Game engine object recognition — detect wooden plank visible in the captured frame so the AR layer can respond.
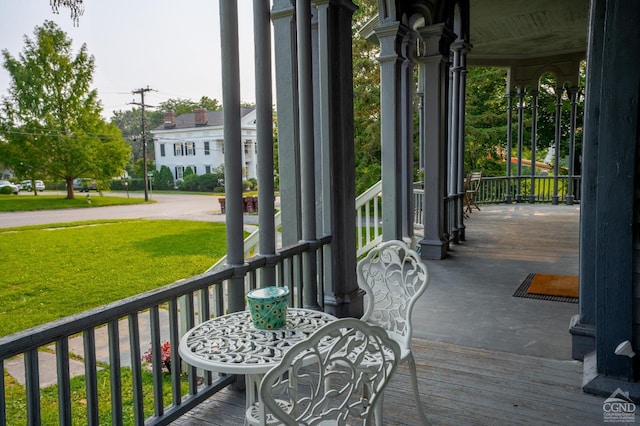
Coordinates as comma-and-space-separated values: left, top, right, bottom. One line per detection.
170, 337, 606, 425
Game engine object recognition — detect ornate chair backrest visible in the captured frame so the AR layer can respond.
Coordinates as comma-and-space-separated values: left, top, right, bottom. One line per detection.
357, 240, 430, 350
258, 318, 401, 425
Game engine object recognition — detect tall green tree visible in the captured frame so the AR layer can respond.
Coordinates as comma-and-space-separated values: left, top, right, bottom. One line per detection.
110, 108, 146, 161
0, 21, 130, 198
352, 0, 382, 195
464, 66, 510, 176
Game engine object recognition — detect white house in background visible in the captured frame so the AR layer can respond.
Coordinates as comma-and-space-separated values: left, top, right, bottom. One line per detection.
151, 108, 257, 184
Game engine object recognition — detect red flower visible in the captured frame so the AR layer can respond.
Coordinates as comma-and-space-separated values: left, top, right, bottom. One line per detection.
142, 341, 173, 373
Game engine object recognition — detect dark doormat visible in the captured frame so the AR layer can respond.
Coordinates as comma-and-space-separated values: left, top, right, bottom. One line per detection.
513, 273, 578, 304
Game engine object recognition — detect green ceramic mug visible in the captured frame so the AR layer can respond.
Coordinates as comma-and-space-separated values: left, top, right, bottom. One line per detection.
246, 286, 290, 330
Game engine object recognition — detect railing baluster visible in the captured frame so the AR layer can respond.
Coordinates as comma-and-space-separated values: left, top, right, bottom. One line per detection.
296, 253, 304, 307
83, 329, 99, 426
128, 313, 144, 425
357, 207, 363, 251
168, 298, 184, 405
149, 306, 164, 417
55, 339, 72, 425
196, 288, 213, 386
0, 360, 5, 426
24, 349, 41, 425
317, 245, 325, 310
107, 320, 123, 425
184, 291, 197, 396
214, 283, 224, 317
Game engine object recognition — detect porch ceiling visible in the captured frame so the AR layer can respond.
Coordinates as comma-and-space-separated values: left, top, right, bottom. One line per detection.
467, 0, 589, 65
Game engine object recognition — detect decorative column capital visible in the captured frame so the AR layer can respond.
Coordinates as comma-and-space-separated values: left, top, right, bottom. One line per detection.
374, 20, 409, 64
271, 0, 294, 19
417, 23, 456, 57
450, 38, 472, 54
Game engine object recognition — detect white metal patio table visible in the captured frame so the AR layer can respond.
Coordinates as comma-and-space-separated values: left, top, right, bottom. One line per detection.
178, 308, 337, 411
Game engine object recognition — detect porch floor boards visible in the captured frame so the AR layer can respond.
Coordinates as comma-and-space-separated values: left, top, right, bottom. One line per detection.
172, 337, 605, 425
173, 205, 604, 424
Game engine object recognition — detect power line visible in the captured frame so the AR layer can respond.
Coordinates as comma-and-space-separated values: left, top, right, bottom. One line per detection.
130, 86, 155, 202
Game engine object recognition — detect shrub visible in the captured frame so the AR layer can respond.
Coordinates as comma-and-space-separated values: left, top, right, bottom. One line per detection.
154, 166, 175, 190
142, 341, 173, 373
0, 186, 13, 194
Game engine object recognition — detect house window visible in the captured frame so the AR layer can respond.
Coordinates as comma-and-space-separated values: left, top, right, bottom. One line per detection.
186, 142, 195, 156
160, 143, 166, 157
205, 165, 211, 174
204, 141, 210, 155
190, 165, 197, 175
174, 143, 183, 156
175, 166, 184, 180
217, 140, 224, 154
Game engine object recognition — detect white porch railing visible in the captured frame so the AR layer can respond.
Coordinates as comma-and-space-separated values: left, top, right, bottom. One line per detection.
355, 181, 383, 257
209, 180, 385, 270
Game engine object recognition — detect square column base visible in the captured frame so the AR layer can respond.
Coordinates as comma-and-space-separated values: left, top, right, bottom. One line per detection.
583, 351, 640, 403
419, 238, 448, 260
569, 314, 596, 361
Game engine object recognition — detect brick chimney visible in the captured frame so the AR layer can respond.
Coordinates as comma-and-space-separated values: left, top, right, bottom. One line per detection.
194, 108, 208, 126
163, 111, 176, 128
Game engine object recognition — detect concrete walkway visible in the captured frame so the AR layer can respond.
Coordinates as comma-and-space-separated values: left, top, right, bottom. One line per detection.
5, 309, 172, 387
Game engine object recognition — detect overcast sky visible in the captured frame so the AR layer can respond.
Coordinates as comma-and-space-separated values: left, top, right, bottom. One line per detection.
0, 0, 257, 119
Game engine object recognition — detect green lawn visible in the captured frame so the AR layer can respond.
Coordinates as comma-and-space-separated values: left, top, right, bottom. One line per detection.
0, 193, 149, 212
0, 197, 232, 424
0, 219, 229, 336
5, 364, 188, 425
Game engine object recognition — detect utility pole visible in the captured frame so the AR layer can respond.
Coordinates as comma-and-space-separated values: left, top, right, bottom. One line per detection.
131, 86, 154, 201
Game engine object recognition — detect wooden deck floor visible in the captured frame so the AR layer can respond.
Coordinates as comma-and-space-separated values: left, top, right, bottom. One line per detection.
172, 337, 605, 425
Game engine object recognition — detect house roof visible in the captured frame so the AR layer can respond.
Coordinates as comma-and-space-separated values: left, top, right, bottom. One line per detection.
153, 108, 255, 131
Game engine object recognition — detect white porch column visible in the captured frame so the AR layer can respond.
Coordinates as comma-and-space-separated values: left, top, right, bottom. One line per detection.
254, 0, 276, 285
552, 85, 563, 205
219, 0, 245, 312
374, 21, 407, 242
566, 85, 579, 205
313, 0, 361, 318
401, 31, 417, 245
504, 91, 515, 204
417, 23, 455, 260
528, 89, 539, 204
271, 0, 302, 247
456, 42, 470, 240
296, 0, 320, 310
515, 86, 525, 203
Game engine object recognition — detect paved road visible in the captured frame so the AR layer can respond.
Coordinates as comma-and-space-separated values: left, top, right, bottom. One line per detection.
0, 192, 248, 229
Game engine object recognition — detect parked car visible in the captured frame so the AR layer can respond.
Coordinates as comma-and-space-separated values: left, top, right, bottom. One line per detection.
72, 178, 97, 192
19, 180, 45, 192
0, 180, 19, 195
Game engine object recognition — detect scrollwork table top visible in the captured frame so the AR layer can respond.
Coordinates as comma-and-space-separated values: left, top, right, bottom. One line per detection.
178, 308, 337, 375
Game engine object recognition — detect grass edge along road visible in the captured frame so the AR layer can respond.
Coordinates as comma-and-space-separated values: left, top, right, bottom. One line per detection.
0, 192, 151, 212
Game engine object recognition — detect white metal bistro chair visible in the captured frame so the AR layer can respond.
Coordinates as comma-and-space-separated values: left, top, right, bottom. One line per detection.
357, 239, 431, 425
247, 318, 401, 425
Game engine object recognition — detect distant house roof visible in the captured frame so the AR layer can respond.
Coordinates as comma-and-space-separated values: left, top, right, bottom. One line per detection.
153, 108, 255, 131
